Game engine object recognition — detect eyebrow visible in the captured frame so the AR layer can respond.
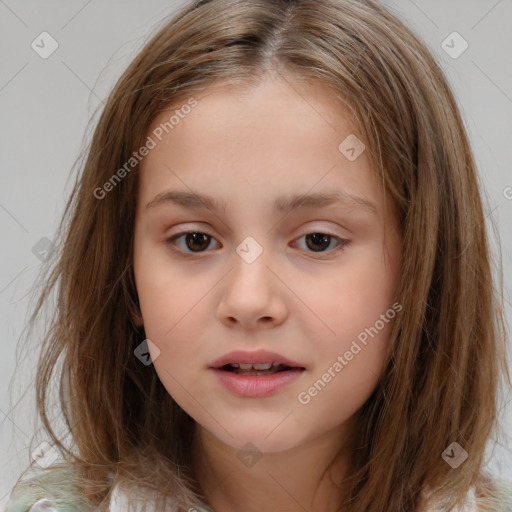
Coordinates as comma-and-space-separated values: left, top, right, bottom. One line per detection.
145, 190, 377, 216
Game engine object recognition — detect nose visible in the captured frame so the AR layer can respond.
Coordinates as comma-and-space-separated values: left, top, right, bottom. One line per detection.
215, 245, 288, 331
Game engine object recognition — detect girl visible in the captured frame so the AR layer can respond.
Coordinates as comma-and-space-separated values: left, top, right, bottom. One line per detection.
5, 0, 512, 511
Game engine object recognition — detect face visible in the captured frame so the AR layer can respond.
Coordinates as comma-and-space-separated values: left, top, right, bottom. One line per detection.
132, 74, 402, 454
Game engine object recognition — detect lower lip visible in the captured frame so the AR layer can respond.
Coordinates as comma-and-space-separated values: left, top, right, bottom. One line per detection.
210, 368, 305, 398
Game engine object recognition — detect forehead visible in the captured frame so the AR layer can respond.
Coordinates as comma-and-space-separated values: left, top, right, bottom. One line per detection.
137, 75, 384, 219
147, 74, 357, 140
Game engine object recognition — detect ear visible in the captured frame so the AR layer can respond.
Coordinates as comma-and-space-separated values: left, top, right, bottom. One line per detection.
128, 300, 144, 327
126, 282, 144, 327
132, 310, 144, 327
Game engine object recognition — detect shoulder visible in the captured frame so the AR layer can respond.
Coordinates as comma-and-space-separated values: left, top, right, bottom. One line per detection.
423, 479, 512, 512
3, 466, 101, 512
475, 478, 512, 512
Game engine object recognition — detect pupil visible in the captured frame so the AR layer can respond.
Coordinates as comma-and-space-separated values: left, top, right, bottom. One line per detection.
305, 233, 330, 252
186, 233, 210, 252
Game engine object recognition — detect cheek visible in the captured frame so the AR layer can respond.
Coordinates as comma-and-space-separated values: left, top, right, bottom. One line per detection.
133, 244, 212, 388
141, 292, 210, 410
133, 246, 187, 391
300, 239, 400, 393
310, 248, 398, 348
137, 276, 208, 368
296, 301, 397, 426
134, 240, 192, 335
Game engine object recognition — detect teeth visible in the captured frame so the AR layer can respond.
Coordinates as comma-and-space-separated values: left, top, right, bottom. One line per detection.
252, 363, 273, 370
231, 362, 273, 370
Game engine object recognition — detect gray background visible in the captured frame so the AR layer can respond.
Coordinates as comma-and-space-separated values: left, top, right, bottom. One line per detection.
1, 0, 511, 506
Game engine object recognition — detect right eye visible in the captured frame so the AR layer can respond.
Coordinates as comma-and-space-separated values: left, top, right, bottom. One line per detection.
165, 231, 220, 254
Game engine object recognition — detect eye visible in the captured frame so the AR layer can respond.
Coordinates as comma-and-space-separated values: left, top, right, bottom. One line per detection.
293, 232, 350, 254
165, 231, 219, 254
165, 230, 350, 256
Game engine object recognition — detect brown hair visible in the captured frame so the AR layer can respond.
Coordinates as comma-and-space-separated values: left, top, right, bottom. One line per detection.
11, 0, 510, 511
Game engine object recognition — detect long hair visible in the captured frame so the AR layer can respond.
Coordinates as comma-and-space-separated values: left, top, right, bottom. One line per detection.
11, 0, 510, 510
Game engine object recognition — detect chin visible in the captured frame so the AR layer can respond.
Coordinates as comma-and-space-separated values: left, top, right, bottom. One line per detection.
200, 421, 303, 454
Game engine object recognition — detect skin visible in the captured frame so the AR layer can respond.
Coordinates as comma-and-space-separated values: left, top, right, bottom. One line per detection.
133, 72, 403, 512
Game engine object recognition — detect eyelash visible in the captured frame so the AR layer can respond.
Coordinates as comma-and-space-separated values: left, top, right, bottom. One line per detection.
165, 230, 350, 257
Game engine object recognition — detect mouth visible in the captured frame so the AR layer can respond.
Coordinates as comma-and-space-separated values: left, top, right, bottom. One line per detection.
209, 349, 306, 374
209, 350, 306, 397
218, 362, 302, 376
210, 363, 306, 398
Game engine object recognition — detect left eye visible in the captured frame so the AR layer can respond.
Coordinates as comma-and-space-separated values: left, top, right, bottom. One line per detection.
294, 232, 349, 253
165, 231, 349, 255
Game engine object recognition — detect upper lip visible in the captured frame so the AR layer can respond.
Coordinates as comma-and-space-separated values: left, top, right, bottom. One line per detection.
209, 349, 305, 369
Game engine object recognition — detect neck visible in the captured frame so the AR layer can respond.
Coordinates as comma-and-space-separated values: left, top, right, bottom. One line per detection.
191, 419, 356, 512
